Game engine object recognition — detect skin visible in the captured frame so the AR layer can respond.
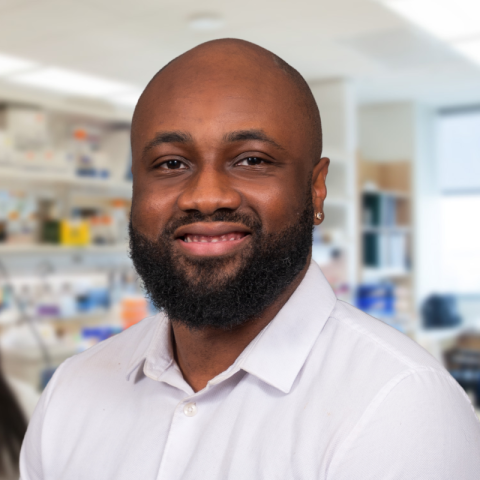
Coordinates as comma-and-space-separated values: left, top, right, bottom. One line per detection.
131, 40, 329, 392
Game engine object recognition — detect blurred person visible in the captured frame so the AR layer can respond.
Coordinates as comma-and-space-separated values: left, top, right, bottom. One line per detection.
0, 355, 37, 480
20, 39, 480, 479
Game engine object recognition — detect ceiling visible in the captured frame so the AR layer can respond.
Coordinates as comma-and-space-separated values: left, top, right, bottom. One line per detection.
0, 0, 479, 107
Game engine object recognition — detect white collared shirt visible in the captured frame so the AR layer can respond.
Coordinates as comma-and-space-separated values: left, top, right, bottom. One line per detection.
20, 261, 480, 479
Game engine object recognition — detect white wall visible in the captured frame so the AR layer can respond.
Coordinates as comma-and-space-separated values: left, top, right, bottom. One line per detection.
359, 103, 415, 162
310, 79, 356, 155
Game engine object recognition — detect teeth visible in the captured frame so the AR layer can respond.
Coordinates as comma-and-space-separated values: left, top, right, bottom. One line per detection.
183, 233, 245, 243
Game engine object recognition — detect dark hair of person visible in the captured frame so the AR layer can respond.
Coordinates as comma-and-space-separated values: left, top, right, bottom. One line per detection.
0, 359, 27, 474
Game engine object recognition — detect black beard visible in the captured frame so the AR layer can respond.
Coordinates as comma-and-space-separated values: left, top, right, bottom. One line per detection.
129, 200, 314, 331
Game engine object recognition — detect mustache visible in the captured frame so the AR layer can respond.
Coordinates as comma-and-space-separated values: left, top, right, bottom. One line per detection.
162, 209, 263, 237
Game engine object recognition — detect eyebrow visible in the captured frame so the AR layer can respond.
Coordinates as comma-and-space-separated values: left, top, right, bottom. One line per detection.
223, 129, 285, 151
142, 131, 193, 158
142, 128, 285, 159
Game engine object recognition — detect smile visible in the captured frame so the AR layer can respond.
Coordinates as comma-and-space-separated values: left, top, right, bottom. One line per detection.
182, 232, 247, 243
174, 222, 252, 256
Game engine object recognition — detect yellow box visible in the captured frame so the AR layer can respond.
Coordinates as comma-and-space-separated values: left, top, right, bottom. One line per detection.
60, 220, 90, 246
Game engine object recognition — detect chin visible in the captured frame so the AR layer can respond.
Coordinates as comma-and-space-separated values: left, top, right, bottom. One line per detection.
178, 252, 246, 286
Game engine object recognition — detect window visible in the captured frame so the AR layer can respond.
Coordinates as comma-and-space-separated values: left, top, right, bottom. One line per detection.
437, 108, 480, 293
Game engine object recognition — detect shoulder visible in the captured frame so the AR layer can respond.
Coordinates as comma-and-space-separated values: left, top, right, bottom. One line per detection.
51, 314, 161, 386
325, 300, 443, 372
304, 299, 469, 425
326, 299, 478, 409
318, 302, 480, 477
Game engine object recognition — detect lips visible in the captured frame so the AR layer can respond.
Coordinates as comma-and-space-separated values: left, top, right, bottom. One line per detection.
174, 222, 252, 256
182, 232, 247, 243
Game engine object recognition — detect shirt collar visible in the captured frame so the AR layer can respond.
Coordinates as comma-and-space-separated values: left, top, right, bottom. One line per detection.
236, 260, 337, 393
126, 311, 171, 381
127, 260, 337, 394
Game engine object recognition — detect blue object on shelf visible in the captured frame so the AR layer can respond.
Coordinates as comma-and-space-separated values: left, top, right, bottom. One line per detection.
76, 287, 110, 312
356, 283, 395, 317
81, 325, 122, 343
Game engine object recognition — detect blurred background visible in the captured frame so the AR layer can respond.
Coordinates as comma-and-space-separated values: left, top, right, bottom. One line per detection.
0, 0, 480, 431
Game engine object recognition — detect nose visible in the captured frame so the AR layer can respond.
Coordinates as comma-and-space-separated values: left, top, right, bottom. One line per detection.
177, 165, 242, 215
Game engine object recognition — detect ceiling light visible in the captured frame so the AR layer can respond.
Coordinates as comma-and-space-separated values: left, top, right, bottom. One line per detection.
380, 0, 480, 40
0, 53, 37, 76
189, 14, 224, 31
9, 67, 134, 98
109, 90, 143, 108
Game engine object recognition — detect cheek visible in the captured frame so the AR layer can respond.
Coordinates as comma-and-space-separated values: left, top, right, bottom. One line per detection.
242, 179, 307, 231
131, 182, 177, 238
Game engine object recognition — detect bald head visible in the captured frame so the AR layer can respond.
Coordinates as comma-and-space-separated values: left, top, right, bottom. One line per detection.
132, 38, 322, 162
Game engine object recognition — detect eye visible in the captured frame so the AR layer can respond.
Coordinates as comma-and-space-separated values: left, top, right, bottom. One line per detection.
236, 157, 266, 167
158, 159, 188, 170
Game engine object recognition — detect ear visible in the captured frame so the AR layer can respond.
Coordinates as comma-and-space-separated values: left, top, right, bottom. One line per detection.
312, 157, 330, 225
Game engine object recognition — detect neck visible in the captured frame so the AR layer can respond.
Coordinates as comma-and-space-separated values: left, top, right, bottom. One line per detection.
171, 260, 310, 392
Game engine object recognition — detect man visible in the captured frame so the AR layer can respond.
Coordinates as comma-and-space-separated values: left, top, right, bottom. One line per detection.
21, 39, 480, 479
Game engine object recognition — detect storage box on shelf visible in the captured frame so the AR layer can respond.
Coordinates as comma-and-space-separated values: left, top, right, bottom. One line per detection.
356, 159, 414, 332
0, 102, 132, 256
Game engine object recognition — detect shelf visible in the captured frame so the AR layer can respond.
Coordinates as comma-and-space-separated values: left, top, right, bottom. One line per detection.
362, 267, 411, 281
0, 243, 129, 255
1, 341, 78, 362
416, 326, 464, 341
43, 311, 118, 326
362, 189, 410, 199
362, 226, 410, 233
415, 319, 480, 342
0, 167, 132, 197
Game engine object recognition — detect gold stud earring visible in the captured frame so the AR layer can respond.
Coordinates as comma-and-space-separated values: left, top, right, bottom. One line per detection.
316, 212, 323, 220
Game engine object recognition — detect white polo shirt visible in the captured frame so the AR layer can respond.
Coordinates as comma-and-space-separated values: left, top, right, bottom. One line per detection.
20, 261, 480, 479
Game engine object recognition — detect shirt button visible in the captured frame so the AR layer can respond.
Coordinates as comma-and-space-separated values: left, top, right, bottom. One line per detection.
183, 402, 197, 417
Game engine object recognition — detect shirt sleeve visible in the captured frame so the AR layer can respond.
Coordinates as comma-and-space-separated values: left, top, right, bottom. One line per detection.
328, 369, 480, 480
19, 361, 69, 480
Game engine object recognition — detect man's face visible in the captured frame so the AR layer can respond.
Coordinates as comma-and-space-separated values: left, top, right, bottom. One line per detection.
130, 52, 327, 329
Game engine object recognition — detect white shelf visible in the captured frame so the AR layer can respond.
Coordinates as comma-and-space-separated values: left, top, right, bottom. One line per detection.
41, 311, 114, 325
415, 325, 467, 342
0, 243, 128, 255
0, 167, 132, 197
362, 225, 411, 233
362, 267, 411, 281
415, 319, 480, 342
362, 189, 410, 199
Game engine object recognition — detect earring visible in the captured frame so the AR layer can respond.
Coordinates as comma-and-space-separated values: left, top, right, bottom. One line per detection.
316, 212, 323, 220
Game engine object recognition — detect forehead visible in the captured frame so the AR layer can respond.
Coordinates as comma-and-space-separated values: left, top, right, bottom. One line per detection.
132, 57, 309, 157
